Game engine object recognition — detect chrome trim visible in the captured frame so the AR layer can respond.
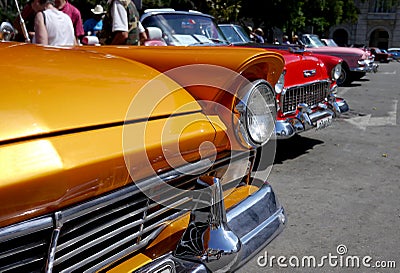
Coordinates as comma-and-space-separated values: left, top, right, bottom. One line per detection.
174, 176, 241, 272
351, 67, 368, 72
241, 208, 283, 245
0, 217, 53, 241
281, 80, 330, 114
329, 97, 349, 116
45, 212, 63, 273
275, 105, 336, 138
0, 216, 53, 273
139, 182, 285, 273
235, 79, 276, 148
134, 253, 208, 273
303, 69, 317, 77
226, 182, 285, 270
274, 120, 296, 138
0, 153, 254, 273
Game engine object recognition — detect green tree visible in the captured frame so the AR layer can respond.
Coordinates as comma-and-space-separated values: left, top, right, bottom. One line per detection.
239, 0, 361, 37
206, 0, 241, 23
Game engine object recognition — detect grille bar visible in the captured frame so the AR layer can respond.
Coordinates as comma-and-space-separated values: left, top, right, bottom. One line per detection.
56, 200, 148, 252
0, 242, 46, 260
0, 216, 53, 273
0, 154, 252, 273
282, 81, 329, 114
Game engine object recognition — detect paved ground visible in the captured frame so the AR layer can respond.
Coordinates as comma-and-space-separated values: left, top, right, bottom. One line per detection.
238, 61, 400, 272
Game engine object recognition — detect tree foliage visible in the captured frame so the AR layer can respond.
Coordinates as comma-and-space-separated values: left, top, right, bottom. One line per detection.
238, 0, 361, 37
0, 0, 382, 39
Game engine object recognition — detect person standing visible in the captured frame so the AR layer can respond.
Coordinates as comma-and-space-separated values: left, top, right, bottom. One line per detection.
13, 0, 35, 42
101, 0, 146, 45
292, 35, 301, 45
55, 0, 84, 41
282, 35, 290, 45
32, 0, 76, 46
254, 28, 265, 43
83, 4, 106, 36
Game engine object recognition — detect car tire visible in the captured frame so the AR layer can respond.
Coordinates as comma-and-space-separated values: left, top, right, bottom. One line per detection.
337, 64, 350, 86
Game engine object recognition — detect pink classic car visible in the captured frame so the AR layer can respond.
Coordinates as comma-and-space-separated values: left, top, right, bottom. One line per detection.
300, 34, 377, 85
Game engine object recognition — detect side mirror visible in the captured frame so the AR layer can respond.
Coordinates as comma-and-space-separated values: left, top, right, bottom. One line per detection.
0, 22, 15, 41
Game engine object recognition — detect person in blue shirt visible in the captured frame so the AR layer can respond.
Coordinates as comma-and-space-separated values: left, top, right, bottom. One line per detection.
83, 4, 105, 36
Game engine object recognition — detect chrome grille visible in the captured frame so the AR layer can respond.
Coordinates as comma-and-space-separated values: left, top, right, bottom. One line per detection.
53, 180, 193, 273
282, 81, 329, 114
0, 154, 251, 272
0, 217, 53, 273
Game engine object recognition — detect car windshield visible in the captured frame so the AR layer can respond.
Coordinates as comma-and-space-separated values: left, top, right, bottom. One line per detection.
219, 25, 252, 44
141, 13, 229, 46
322, 39, 338, 47
302, 35, 326, 47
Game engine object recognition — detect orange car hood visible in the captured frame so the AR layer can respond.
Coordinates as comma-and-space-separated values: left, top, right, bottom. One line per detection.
77, 46, 284, 96
0, 42, 199, 143
0, 43, 219, 226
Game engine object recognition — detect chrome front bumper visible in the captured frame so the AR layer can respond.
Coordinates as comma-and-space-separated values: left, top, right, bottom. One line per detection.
275, 98, 349, 138
352, 62, 379, 73
134, 182, 285, 273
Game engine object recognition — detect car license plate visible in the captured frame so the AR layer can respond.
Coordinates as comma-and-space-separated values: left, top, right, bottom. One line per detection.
316, 116, 332, 130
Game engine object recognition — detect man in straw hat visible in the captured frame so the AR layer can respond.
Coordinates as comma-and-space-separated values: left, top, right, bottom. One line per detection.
83, 4, 106, 36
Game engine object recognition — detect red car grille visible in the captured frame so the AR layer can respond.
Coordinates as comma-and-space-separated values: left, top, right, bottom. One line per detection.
282, 81, 329, 114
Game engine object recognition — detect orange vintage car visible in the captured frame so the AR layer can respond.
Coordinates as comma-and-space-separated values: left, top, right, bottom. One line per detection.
0, 42, 285, 272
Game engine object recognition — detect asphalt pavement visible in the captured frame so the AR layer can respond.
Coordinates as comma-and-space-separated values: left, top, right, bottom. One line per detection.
238, 61, 400, 273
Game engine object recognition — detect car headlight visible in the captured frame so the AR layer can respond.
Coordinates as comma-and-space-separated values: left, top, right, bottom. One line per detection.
274, 71, 285, 94
235, 80, 276, 147
331, 64, 342, 80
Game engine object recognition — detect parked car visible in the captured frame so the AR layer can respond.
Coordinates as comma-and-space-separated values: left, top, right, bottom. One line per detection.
219, 23, 256, 45
370, 47, 393, 63
300, 34, 377, 85
387, 47, 400, 61
321, 38, 339, 47
217, 24, 350, 137
0, 41, 286, 273
140, 12, 349, 139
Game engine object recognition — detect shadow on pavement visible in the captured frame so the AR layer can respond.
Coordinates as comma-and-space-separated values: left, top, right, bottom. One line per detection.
274, 135, 324, 164
340, 82, 362, 87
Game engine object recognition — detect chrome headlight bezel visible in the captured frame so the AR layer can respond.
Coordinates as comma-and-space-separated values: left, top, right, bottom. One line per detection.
274, 70, 286, 94
331, 63, 342, 80
235, 80, 276, 148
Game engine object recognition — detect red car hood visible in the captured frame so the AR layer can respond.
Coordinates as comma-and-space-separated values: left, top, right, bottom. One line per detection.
273, 49, 329, 88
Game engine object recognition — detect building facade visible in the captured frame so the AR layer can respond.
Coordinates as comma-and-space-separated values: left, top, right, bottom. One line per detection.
329, 0, 400, 48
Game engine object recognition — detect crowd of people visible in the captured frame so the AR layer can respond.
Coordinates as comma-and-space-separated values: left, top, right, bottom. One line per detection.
246, 25, 302, 46
13, 1, 304, 47
13, 0, 146, 46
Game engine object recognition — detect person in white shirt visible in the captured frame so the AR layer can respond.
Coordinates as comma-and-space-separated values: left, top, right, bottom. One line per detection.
32, 0, 76, 46
107, 0, 146, 45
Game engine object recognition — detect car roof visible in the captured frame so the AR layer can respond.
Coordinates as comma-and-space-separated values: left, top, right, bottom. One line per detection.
141, 9, 215, 20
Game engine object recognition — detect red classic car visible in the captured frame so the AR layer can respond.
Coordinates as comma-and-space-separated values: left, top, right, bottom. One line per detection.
300, 34, 377, 85
140, 12, 349, 138
369, 47, 393, 63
